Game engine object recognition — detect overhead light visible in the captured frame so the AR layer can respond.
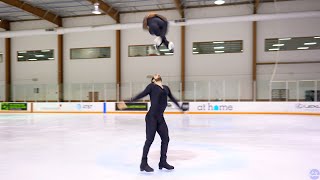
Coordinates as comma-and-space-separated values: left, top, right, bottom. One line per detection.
213, 41, 224, 44
304, 42, 317, 45
193, 48, 197, 50
314, 36, 320, 39
193, 52, 199, 54
272, 44, 285, 47
35, 54, 45, 57
18, 56, 24, 58
28, 58, 37, 61
19, 51, 27, 53
41, 49, 51, 52
214, 46, 224, 49
159, 49, 169, 52
279, 38, 291, 41
165, 52, 174, 55
92, 2, 102, 15
297, 47, 309, 50
48, 57, 54, 60
214, 0, 225, 5
215, 51, 225, 53
269, 48, 280, 51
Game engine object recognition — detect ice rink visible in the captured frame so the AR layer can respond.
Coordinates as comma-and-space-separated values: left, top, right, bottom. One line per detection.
0, 113, 319, 180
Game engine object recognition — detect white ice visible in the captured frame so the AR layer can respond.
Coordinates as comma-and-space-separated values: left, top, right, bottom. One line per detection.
0, 113, 319, 180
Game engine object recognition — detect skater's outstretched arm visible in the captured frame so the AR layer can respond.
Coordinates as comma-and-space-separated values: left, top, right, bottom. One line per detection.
166, 86, 184, 111
130, 83, 152, 102
117, 84, 152, 110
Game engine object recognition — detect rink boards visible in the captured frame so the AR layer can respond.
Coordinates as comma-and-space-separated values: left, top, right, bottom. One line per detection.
0, 102, 319, 115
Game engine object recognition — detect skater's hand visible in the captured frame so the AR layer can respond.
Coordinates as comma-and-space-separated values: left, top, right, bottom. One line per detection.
117, 101, 127, 110
181, 103, 189, 112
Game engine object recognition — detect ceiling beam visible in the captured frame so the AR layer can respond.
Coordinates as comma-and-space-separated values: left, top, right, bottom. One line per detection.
0, 0, 62, 26
87, 0, 119, 23
173, 0, 185, 18
0, 19, 10, 30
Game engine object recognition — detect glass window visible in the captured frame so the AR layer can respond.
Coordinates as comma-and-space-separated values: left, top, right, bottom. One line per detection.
128, 45, 173, 57
193, 40, 243, 54
265, 36, 320, 52
0, 53, 3, 63
70, 47, 111, 59
17, 49, 54, 61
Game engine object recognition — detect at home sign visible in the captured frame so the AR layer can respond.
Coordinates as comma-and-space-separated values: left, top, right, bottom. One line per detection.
197, 103, 233, 111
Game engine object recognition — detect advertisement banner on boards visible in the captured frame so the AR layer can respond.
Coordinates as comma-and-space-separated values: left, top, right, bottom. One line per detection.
189, 102, 320, 113
0, 103, 28, 111
33, 102, 103, 112
293, 102, 320, 112
115, 102, 148, 111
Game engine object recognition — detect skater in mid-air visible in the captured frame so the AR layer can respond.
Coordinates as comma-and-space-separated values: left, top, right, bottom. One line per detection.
143, 13, 174, 52
117, 74, 187, 172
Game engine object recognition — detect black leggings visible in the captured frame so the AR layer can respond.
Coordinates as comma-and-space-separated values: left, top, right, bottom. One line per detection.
148, 17, 169, 48
142, 113, 169, 162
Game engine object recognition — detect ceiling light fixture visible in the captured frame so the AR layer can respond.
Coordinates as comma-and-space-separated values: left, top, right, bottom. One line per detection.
304, 42, 317, 45
159, 49, 169, 52
297, 47, 309, 50
269, 48, 280, 51
92, 2, 102, 15
272, 44, 285, 47
279, 38, 292, 41
214, 0, 225, 5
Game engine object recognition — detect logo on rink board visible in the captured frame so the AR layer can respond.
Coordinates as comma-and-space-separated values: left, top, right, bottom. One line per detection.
296, 103, 320, 109
115, 102, 148, 111
197, 103, 233, 111
0, 103, 28, 111
310, 169, 320, 180
76, 104, 93, 110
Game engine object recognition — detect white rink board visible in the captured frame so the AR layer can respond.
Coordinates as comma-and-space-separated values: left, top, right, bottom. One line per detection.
189, 102, 320, 113
33, 102, 104, 113
1, 102, 318, 114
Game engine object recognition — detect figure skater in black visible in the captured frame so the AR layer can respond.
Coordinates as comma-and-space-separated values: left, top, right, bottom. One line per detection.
117, 74, 186, 172
143, 13, 174, 52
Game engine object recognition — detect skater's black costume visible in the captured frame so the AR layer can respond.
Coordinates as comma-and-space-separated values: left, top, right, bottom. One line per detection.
143, 13, 170, 49
130, 82, 185, 172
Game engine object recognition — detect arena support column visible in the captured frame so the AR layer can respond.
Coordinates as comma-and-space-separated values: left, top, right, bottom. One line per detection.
116, 29, 121, 101
58, 34, 64, 102
174, 0, 186, 101
115, 13, 121, 101
252, 0, 260, 101
5, 37, 11, 102
2, 20, 11, 102
181, 25, 185, 101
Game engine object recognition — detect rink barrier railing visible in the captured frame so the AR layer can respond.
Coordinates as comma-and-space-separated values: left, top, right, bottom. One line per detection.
0, 102, 319, 115
3, 79, 320, 102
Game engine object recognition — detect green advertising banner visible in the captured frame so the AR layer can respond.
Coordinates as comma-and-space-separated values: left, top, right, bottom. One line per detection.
1, 103, 28, 111
115, 102, 148, 111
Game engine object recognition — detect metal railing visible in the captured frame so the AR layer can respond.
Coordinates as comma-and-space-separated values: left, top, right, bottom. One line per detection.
0, 79, 319, 102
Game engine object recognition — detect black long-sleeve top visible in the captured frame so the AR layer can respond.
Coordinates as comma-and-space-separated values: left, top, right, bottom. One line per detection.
130, 83, 181, 115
